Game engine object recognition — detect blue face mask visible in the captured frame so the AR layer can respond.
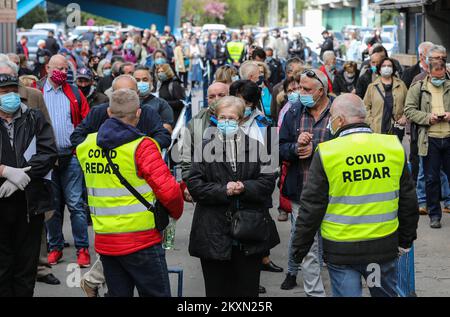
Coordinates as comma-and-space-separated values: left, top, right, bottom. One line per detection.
103, 69, 112, 76
288, 92, 300, 104
75, 48, 82, 54
217, 119, 239, 136
137, 81, 150, 95
0, 92, 21, 114
158, 73, 168, 82
431, 77, 445, 87
371, 65, 378, 74
155, 58, 167, 65
244, 107, 253, 118
232, 75, 240, 82
126, 43, 133, 50
299, 93, 317, 108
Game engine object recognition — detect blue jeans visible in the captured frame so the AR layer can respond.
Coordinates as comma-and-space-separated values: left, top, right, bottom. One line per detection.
46, 155, 89, 251
327, 260, 398, 297
417, 157, 450, 208
101, 244, 171, 297
423, 137, 450, 220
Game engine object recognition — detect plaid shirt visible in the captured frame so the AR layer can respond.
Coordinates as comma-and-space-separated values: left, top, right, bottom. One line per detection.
298, 101, 332, 184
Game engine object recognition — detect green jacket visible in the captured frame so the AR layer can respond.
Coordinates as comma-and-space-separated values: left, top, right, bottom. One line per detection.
404, 75, 450, 156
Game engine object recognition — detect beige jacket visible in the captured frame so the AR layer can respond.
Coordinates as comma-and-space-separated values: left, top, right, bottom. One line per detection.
364, 77, 408, 133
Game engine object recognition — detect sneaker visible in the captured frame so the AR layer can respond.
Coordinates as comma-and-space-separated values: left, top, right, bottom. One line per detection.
418, 206, 428, 215
77, 248, 91, 268
48, 250, 63, 265
281, 273, 298, 290
80, 278, 99, 297
278, 211, 288, 222
430, 219, 442, 229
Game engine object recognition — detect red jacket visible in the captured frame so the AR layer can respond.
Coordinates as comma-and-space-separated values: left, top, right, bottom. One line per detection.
39, 78, 90, 127
95, 138, 184, 256
319, 65, 335, 95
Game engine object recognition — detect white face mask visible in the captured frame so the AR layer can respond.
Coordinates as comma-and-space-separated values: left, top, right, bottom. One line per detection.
380, 66, 393, 78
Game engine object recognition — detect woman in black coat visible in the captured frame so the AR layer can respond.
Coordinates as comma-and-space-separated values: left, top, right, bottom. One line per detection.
332, 61, 359, 96
155, 63, 185, 124
186, 96, 278, 297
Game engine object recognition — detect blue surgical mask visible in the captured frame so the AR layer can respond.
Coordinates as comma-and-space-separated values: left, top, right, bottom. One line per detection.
155, 58, 167, 65
217, 119, 239, 136
232, 75, 240, 82
103, 69, 112, 77
371, 65, 378, 74
299, 93, 317, 108
137, 81, 150, 95
126, 43, 133, 50
244, 107, 253, 118
75, 48, 82, 54
288, 92, 300, 104
431, 77, 445, 87
158, 73, 168, 82
0, 92, 21, 114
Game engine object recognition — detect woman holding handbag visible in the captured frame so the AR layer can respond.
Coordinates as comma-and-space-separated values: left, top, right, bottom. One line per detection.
363, 57, 408, 141
186, 96, 278, 297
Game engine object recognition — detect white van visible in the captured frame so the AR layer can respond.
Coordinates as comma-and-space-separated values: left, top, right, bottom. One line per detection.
32, 23, 59, 34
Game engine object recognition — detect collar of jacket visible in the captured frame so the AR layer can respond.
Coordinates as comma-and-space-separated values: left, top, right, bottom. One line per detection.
336, 123, 372, 137
421, 75, 450, 94
373, 76, 402, 90
97, 117, 145, 150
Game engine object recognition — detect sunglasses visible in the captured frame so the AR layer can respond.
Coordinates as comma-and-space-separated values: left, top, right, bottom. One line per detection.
302, 70, 325, 89
0, 74, 19, 85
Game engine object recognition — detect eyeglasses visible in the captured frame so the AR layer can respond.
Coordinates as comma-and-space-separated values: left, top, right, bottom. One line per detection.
0, 74, 19, 85
302, 70, 325, 90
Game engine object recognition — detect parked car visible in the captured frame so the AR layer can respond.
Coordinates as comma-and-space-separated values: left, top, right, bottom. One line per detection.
68, 26, 100, 40
360, 32, 396, 58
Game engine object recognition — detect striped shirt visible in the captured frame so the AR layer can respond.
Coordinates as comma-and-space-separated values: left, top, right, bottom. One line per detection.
43, 79, 74, 150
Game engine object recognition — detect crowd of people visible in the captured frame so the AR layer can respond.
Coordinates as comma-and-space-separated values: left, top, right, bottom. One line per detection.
0, 21, 448, 298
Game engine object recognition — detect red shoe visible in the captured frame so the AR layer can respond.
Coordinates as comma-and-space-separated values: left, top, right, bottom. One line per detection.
48, 250, 63, 265
77, 248, 91, 268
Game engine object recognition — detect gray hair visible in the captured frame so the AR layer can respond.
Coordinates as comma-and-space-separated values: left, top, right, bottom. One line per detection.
322, 51, 336, 64
239, 61, 259, 80
332, 93, 366, 123
215, 96, 246, 119
427, 45, 447, 59
111, 74, 137, 92
418, 41, 433, 55
0, 54, 8, 62
301, 69, 329, 94
0, 60, 19, 75
109, 88, 140, 119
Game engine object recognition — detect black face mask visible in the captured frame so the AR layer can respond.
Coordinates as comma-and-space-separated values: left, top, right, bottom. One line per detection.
79, 85, 92, 97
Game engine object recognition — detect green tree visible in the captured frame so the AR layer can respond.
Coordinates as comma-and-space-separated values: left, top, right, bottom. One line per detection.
17, 6, 48, 29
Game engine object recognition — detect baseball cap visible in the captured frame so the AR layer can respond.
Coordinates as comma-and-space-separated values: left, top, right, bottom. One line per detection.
0, 74, 19, 87
76, 68, 93, 80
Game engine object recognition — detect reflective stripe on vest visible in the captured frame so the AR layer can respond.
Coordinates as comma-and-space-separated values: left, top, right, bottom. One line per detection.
318, 132, 405, 242
226, 42, 245, 62
77, 133, 157, 235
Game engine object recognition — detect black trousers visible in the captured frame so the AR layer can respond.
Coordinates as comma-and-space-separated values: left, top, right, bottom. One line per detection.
200, 247, 262, 297
0, 195, 44, 297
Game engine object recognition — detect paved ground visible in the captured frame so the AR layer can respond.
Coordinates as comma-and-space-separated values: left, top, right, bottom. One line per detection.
34, 191, 450, 297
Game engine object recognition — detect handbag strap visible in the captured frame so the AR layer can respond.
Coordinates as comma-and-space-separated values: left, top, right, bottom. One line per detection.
375, 84, 396, 122
104, 150, 155, 213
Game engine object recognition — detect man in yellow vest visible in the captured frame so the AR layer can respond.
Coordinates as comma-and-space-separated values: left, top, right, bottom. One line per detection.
226, 32, 246, 68
76, 88, 184, 297
291, 93, 419, 297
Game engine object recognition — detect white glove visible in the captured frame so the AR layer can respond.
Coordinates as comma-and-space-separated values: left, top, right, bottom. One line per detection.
398, 247, 411, 257
0, 180, 19, 198
1, 166, 32, 190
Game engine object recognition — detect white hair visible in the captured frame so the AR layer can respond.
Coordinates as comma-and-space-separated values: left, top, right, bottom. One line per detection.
418, 41, 433, 55
301, 69, 329, 95
0, 60, 19, 75
239, 61, 259, 80
0, 54, 8, 62
322, 51, 336, 64
37, 40, 46, 47
427, 44, 447, 59
332, 93, 367, 123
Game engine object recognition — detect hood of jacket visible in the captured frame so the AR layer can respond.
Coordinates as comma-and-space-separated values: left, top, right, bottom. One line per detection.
97, 117, 144, 150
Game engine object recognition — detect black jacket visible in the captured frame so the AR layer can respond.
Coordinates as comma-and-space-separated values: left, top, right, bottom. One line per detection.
401, 62, 421, 89
70, 103, 171, 149
142, 94, 175, 127
267, 58, 284, 87
97, 75, 114, 94
158, 79, 185, 124
332, 70, 359, 96
45, 37, 60, 56
320, 37, 334, 59
0, 104, 57, 216
187, 132, 277, 261
291, 123, 419, 265
355, 70, 374, 99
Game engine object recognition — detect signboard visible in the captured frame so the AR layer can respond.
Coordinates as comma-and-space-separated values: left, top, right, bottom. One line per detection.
0, 0, 17, 23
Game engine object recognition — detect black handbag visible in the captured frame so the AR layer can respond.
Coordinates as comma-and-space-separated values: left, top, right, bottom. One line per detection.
105, 150, 169, 232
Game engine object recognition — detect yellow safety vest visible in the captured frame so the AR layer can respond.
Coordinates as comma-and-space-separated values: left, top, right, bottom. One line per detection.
226, 41, 245, 63
318, 131, 405, 242
76, 133, 157, 235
